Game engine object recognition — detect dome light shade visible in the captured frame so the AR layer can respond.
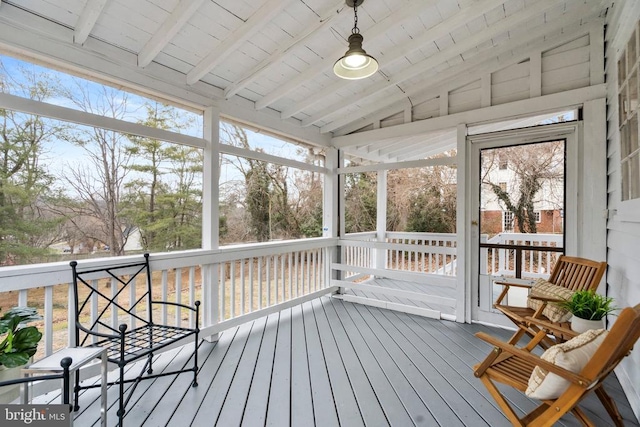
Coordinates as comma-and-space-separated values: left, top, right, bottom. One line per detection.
333, 33, 379, 80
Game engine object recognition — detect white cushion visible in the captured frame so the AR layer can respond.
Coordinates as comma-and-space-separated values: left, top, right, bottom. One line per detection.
527, 278, 575, 323
526, 328, 607, 400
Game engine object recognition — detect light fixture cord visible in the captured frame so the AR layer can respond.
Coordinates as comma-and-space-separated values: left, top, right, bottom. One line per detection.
352, 3, 360, 34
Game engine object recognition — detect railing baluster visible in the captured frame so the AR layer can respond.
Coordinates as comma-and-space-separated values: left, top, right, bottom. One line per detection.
258, 257, 263, 310
219, 263, 225, 321
130, 274, 137, 330
91, 280, 99, 346
175, 267, 182, 326
281, 254, 286, 303
230, 261, 236, 319
44, 286, 53, 356
161, 270, 168, 325
240, 259, 246, 316
288, 252, 293, 300
189, 266, 196, 327
266, 256, 272, 307
249, 258, 254, 313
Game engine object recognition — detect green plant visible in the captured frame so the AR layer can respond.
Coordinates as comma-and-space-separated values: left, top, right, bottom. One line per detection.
556, 290, 616, 321
0, 307, 43, 368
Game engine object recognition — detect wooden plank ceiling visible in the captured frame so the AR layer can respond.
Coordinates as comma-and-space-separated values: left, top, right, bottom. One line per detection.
0, 0, 610, 163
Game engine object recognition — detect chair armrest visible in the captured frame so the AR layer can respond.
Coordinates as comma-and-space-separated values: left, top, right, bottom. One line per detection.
151, 300, 201, 312
494, 281, 533, 306
494, 281, 534, 289
524, 316, 578, 339
474, 332, 591, 387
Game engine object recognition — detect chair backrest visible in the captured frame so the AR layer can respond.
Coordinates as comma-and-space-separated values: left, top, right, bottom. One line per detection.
70, 253, 153, 346
548, 255, 607, 292
581, 304, 640, 382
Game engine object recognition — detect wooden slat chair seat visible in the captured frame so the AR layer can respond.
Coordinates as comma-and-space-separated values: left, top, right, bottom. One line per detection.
70, 253, 200, 427
494, 255, 607, 347
474, 304, 640, 427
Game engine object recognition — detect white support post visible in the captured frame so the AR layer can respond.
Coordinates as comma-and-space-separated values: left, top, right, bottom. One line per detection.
376, 170, 387, 271
202, 105, 220, 342
456, 123, 469, 323
337, 150, 346, 290
324, 147, 340, 292
580, 99, 607, 261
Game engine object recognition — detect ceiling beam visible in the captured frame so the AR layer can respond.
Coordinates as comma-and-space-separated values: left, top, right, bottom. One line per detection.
327, 13, 601, 137
254, 0, 439, 110
74, 0, 108, 45
186, 0, 291, 85
305, 0, 565, 128
280, 0, 505, 119
138, 0, 205, 68
223, 0, 344, 100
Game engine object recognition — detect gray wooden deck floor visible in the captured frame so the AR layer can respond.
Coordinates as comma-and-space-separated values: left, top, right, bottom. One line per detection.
344, 277, 457, 316
57, 296, 638, 426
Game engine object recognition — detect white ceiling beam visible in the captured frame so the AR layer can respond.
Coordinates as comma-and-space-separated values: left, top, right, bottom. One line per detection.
255, 0, 439, 110
305, 0, 566, 128
186, 0, 292, 86
281, 0, 505, 119
138, 0, 205, 68
74, 0, 108, 45
327, 14, 601, 137
223, 0, 344, 100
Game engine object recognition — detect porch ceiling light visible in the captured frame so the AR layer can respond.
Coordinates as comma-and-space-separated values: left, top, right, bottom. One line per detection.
333, 0, 379, 80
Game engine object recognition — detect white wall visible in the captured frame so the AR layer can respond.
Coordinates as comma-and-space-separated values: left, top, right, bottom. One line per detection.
605, 0, 640, 421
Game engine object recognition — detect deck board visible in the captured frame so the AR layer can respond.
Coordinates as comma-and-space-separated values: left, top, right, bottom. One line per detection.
59, 296, 640, 427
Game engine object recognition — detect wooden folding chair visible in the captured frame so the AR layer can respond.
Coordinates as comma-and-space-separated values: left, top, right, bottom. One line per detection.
494, 255, 606, 346
474, 304, 640, 427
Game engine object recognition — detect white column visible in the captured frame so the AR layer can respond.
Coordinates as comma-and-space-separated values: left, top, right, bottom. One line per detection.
376, 170, 387, 271
202, 106, 220, 341
456, 123, 469, 323
323, 147, 340, 291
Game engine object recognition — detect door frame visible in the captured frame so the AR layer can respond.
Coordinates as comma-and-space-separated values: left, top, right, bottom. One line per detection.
466, 122, 579, 326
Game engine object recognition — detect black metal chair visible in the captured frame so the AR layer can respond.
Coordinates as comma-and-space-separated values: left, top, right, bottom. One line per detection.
70, 253, 200, 427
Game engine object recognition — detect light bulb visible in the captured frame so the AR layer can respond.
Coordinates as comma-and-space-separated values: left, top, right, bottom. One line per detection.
344, 54, 368, 68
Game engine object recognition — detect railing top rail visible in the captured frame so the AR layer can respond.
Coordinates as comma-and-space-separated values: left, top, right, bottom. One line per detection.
0, 237, 339, 291
479, 243, 564, 252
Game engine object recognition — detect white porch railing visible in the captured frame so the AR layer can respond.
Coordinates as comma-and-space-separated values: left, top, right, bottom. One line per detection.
482, 232, 563, 278
340, 232, 457, 277
0, 237, 338, 362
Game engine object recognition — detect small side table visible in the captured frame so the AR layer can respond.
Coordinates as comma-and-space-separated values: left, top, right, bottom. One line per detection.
21, 347, 108, 427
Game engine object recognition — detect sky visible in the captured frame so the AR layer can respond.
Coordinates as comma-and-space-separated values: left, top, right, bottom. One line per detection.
1, 54, 319, 196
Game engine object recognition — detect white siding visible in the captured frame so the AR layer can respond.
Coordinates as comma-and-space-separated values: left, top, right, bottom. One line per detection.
605, 0, 640, 421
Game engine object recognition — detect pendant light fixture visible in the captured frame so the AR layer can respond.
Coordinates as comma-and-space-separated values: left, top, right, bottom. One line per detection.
333, 0, 379, 80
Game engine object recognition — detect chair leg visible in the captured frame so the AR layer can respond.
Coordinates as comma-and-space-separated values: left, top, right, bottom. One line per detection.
595, 386, 624, 427
192, 331, 199, 387
117, 365, 125, 427
73, 372, 81, 411
570, 406, 597, 427
147, 352, 153, 375
479, 375, 523, 426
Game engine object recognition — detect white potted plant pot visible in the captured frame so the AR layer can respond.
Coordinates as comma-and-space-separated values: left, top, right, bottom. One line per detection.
571, 316, 604, 333
0, 365, 22, 403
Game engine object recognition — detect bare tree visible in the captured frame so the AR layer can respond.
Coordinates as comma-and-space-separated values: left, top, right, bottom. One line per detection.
59, 82, 134, 255
482, 141, 564, 233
